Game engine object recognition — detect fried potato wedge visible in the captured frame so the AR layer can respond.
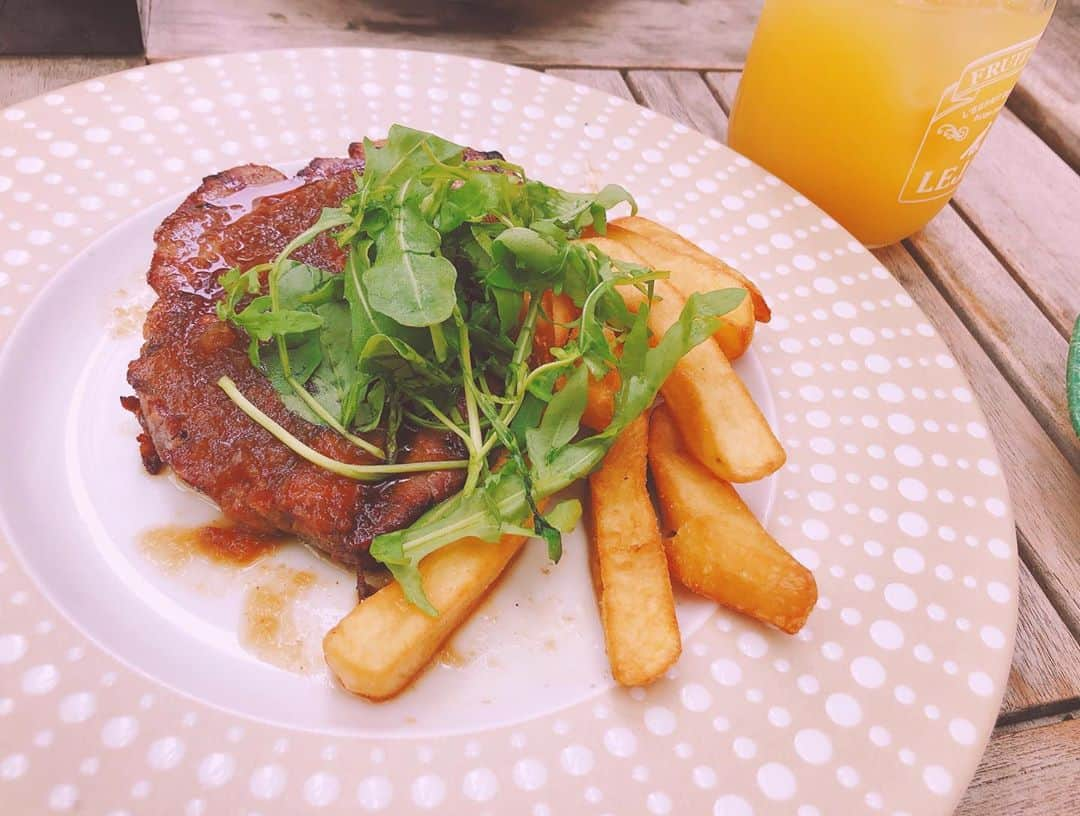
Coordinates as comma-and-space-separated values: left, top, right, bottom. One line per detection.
648, 406, 816, 633
611, 216, 771, 323
533, 285, 617, 431
324, 532, 526, 700
575, 234, 783, 480
582, 364, 620, 431
601, 225, 754, 359
588, 414, 681, 685
534, 291, 575, 364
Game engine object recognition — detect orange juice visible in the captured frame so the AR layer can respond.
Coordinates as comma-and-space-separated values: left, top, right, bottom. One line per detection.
728, 0, 1056, 246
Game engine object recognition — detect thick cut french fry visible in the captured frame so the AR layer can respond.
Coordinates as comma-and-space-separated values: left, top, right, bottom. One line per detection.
611, 216, 771, 323
323, 533, 526, 700
628, 286, 784, 483
576, 234, 783, 480
603, 224, 756, 359
579, 233, 647, 267
533, 286, 617, 431
582, 365, 620, 431
648, 406, 816, 633
534, 291, 575, 364
588, 414, 681, 686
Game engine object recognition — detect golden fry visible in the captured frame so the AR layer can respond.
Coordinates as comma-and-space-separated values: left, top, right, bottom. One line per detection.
582, 365, 620, 431
602, 225, 753, 359
323, 532, 526, 700
648, 406, 816, 633
611, 216, 771, 322
588, 414, 681, 686
576, 234, 782, 480
623, 278, 784, 482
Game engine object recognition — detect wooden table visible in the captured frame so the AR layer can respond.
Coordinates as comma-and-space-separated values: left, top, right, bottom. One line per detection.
3, 1, 1077, 811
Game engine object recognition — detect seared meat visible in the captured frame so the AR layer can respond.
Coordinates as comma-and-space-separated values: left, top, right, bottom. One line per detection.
125, 143, 472, 575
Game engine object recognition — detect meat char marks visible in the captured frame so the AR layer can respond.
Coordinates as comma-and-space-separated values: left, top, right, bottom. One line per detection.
126, 142, 472, 584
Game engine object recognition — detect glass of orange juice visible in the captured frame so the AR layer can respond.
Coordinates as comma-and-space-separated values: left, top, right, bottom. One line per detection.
728, 0, 1056, 247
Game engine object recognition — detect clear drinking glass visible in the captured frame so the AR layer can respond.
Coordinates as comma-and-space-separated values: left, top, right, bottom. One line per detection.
727, 0, 1057, 247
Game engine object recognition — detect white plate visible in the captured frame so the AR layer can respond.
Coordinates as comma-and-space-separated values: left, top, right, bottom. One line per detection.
0, 49, 1015, 815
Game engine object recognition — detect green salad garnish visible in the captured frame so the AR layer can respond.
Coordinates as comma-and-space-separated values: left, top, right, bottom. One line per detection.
216, 125, 745, 613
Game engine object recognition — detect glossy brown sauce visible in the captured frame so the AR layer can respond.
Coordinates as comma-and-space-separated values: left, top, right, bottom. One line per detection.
139, 522, 281, 573
210, 176, 306, 224
239, 564, 318, 672
179, 176, 310, 299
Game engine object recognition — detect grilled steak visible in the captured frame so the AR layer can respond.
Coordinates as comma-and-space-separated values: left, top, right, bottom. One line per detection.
125, 143, 479, 584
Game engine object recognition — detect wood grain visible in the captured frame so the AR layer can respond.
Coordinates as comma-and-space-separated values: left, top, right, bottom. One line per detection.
704, 70, 742, 114
547, 69, 634, 102
877, 243, 1080, 641
952, 108, 1080, 340
1003, 559, 1080, 719
0, 56, 146, 108
145, 0, 759, 68
625, 71, 730, 142
0, 0, 144, 56
906, 206, 1080, 472
1010, 0, 1080, 172
956, 718, 1080, 816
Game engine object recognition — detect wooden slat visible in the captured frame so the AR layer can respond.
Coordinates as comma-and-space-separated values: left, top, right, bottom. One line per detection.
1010, 0, 1080, 172
704, 70, 741, 115
951, 108, 1080, 340
547, 69, 634, 102
1003, 559, 1080, 719
877, 243, 1080, 640
138, 0, 154, 47
0, 56, 146, 108
625, 70, 730, 142
957, 719, 1080, 816
145, 0, 758, 68
562, 69, 1080, 716
906, 206, 1080, 472
0, 0, 144, 56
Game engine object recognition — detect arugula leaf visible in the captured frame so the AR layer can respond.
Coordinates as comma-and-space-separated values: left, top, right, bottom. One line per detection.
609, 288, 746, 433
493, 227, 562, 282
306, 301, 355, 421
360, 125, 464, 195
542, 499, 583, 534
437, 172, 523, 233
529, 182, 636, 235
277, 261, 332, 308
365, 181, 459, 327
343, 241, 395, 355
260, 337, 324, 423
229, 301, 324, 342
525, 364, 589, 475
359, 333, 454, 390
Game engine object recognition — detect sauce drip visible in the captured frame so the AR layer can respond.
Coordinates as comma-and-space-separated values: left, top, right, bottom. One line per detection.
210, 176, 306, 225
437, 644, 472, 668
139, 522, 281, 573
239, 564, 318, 672
109, 287, 152, 338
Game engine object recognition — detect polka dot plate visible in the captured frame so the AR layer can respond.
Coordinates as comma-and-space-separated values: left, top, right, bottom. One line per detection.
0, 49, 1016, 815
